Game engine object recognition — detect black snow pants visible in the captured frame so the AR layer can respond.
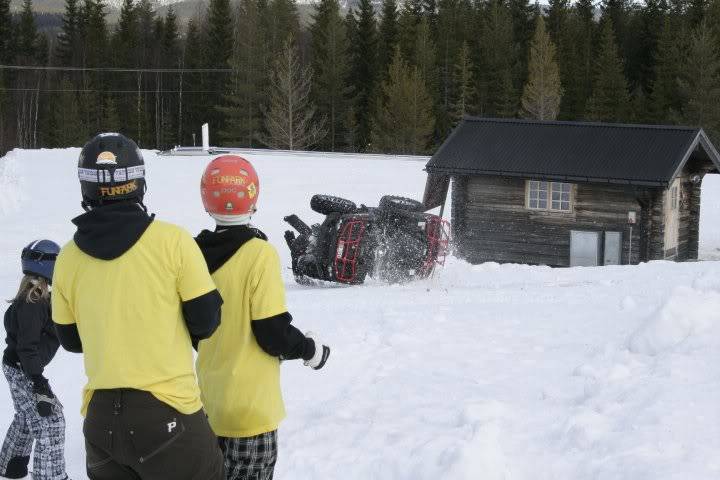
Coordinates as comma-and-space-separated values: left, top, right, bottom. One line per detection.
83, 388, 225, 480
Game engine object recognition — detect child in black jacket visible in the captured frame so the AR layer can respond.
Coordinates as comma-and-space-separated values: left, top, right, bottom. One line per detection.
0, 240, 68, 480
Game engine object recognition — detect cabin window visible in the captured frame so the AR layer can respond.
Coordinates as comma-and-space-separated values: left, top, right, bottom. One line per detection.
527, 181, 548, 209
527, 181, 572, 212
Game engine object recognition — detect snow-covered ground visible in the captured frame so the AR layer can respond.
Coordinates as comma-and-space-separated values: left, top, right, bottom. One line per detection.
1, 148, 719, 479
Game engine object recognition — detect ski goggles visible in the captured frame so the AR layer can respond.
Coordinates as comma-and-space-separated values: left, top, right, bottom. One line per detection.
21, 249, 58, 262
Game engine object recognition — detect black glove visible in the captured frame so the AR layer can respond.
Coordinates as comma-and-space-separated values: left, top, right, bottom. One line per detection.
30, 375, 55, 417
303, 333, 330, 370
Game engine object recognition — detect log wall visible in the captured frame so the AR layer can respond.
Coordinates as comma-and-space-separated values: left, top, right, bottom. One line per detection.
453, 175, 649, 266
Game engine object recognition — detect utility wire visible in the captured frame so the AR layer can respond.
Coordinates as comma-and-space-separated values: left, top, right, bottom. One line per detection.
0, 65, 233, 73
2, 88, 224, 93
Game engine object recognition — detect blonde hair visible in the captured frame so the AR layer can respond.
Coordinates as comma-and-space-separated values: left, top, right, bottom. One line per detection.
9, 275, 50, 304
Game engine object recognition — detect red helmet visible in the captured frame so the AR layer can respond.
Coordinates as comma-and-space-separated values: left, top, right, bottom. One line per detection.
200, 155, 260, 216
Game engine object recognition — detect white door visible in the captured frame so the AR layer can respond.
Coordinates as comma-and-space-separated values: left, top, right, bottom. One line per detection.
664, 178, 681, 257
570, 231, 601, 267
604, 231, 622, 265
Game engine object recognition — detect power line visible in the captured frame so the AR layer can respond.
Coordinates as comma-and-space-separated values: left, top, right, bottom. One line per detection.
2, 88, 225, 94
0, 65, 233, 73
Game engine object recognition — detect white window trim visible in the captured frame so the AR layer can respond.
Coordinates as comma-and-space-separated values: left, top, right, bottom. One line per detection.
670, 185, 679, 210
525, 180, 574, 212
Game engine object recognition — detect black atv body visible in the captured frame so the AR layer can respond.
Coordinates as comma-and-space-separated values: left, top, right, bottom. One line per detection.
284, 195, 450, 285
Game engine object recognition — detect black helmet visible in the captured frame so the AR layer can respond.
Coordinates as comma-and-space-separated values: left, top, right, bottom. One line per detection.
78, 133, 146, 206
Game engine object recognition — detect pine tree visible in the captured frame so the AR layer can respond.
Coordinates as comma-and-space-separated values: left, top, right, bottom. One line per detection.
476, 0, 517, 117
413, 16, 439, 142
648, 17, 685, 122
34, 33, 48, 65
265, 0, 300, 57
110, 0, 140, 142
181, 19, 205, 145
707, 0, 720, 43
397, 0, 422, 61
687, 0, 707, 26
56, 0, 80, 65
547, 0, 573, 119
202, 0, 234, 135
113, 0, 137, 67
679, 22, 720, 141
261, 38, 326, 150
348, 0, 378, 150
49, 77, 87, 146
82, 0, 108, 68
424, 0, 438, 32
378, 0, 399, 80
77, 0, 108, 136
508, 0, 535, 91
413, 17, 437, 90
546, 0, 569, 42
435, 0, 473, 132
558, 0, 595, 119
0, 0, 12, 65
600, 0, 629, 49
449, 41, 475, 125
310, 0, 352, 151
102, 97, 122, 132
585, 20, 629, 122
205, 0, 233, 68
17, 0, 38, 64
633, 0, 665, 96
520, 16, 562, 120
217, 0, 267, 146
372, 47, 435, 154
162, 6, 179, 60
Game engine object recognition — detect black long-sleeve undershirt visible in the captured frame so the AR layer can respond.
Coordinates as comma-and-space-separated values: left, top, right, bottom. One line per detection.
251, 312, 315, 361
182, 289, 223, 344
54, 323, 83, 353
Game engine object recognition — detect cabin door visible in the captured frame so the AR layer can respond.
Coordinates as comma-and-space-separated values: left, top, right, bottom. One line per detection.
664, 178, 681, 258
570, 231, 601, 266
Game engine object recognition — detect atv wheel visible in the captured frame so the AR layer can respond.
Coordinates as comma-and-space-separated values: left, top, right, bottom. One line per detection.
310, 195, 357, 215
378, 195, 424, 213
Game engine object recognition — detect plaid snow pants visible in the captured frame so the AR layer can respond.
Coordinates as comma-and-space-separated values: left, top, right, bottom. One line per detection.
0, 363, 67, 480
218, 431, 277, 480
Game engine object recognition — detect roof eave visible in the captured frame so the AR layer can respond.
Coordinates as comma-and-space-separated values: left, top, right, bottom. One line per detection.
425, 166, 667, 187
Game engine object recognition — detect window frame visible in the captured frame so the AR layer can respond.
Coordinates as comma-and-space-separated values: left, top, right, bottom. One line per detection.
670, 185, 679, 210
526, 180, 574, 212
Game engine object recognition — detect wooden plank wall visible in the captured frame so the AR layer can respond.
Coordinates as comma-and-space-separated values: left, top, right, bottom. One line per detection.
453, 175, 647, 266
677, 164, 714, 260
646, 190, 665, 261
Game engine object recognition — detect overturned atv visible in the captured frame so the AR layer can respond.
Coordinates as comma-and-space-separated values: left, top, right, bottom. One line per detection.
283, 194, 450, 285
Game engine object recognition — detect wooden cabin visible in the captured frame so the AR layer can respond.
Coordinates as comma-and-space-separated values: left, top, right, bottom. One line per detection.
423, 117, 720, 267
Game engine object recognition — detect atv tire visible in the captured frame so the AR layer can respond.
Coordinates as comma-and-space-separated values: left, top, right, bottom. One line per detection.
310, 195, 357, 215
379, 195, 424, 213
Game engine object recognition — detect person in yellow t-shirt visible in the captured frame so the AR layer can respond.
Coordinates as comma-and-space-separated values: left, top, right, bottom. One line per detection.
51, 133, 225, 480
195, 155, 330, 480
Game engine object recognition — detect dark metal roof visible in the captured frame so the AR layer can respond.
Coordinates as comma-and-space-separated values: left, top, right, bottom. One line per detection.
426, 117, 720, 186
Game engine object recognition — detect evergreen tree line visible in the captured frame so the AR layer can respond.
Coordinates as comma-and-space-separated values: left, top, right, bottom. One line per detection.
1, 0, 720, 156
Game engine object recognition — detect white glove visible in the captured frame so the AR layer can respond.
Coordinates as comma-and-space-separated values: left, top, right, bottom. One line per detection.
304, 332, 330, 370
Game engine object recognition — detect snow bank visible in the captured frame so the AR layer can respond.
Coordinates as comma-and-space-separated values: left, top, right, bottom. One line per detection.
629, 286, 720, 355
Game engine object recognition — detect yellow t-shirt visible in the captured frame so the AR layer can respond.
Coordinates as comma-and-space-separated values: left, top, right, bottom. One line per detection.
52, 220, 216, 416
196, 238, 288, 437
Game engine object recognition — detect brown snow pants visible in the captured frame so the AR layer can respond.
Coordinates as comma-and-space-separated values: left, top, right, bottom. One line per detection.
83, 388, 224, 480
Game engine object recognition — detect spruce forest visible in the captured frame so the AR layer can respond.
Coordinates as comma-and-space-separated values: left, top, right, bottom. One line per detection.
0, 0, 719, 156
